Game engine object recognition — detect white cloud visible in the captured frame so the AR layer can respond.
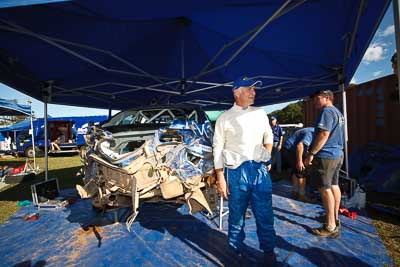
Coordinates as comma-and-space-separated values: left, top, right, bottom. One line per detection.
350, 77, 357, 84
363, 46, 384, 63
372, 70, 383, 77
362, 44, 385, 64
379, 25, 395, 37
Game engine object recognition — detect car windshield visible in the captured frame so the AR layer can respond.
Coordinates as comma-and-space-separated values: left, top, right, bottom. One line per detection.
102, 108, 200, 127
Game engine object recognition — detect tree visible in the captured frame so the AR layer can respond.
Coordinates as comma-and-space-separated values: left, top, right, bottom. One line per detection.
269, 101, 303, 124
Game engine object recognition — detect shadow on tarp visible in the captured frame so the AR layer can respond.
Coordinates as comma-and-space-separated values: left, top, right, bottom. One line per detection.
12, 260, 46, 267
135, 203, 263, 266
0, 180, 393, 267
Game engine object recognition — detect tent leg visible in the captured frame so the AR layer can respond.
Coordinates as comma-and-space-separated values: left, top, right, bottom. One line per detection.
393, 0, 400, 102
28, 99, 36, 171
42, 82, 52, 181
44, 100, 48, 181
339, 77, 350, 179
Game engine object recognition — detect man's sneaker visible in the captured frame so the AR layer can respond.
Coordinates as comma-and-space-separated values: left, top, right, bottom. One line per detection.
311, 224, 339, 238
336, 219, 341, 231
290, 191, 299, 200
298, 194, 316, 204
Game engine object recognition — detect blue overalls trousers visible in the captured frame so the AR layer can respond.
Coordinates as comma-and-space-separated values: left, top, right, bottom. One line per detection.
226, 160, 276, 253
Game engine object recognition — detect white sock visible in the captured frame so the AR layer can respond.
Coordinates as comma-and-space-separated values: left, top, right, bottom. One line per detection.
326, 224, 335, 232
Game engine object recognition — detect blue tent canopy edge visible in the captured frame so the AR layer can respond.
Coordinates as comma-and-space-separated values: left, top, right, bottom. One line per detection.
0, 0, 392, 110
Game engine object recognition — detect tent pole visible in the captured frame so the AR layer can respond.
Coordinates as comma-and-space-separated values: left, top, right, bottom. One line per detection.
108, 107, 112, 119
44, 100, 48, 181
393, 0, 400, 102
181, 28, 185, 92
28, 99, 36, 170
339, 74, 350, 179
43, 82, 52, 181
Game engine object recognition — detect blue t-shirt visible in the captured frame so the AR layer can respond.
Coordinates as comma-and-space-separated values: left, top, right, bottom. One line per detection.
272, 124, 283, 142
313, 106, 345, 159
283, 127, 314, 154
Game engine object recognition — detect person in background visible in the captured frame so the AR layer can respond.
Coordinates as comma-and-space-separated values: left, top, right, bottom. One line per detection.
391, 51, 399, 103
392, 52, 397, 75
51, 130, 65, 151
305, 89, 345, 238
5, 134, 12, 152
282, 127, 315, 203
270, 116, 283, 174
213, 76, 276, 265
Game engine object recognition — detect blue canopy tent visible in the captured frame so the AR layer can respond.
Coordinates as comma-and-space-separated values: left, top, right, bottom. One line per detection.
0, 117, 31, 132
0, 99, 31, 150
0, 98, 37, 168
0, 0, 393, 109
0, 0, 396, 179
0, 99, 30, 116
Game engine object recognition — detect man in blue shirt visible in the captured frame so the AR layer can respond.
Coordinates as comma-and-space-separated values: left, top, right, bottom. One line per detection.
270, 116, 283, 173
282, 127, 314, 202
305, 90, 345, 238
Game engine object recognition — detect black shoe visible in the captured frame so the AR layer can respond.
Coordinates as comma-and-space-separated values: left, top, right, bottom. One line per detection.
336, 219, 341, 231
264, 251, 276, 267
311, 224, 339, 238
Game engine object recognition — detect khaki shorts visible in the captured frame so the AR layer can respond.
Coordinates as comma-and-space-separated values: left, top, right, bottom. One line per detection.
308, 156, 343, 189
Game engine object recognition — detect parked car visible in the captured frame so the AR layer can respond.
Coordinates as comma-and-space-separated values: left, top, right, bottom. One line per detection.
98, 106, 210, 153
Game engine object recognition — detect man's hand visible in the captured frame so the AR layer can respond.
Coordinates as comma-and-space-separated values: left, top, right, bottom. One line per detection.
296, 160, 305, 172
304, 154, 313, 166
216, 171, 229, 199
277, 144, 282, 151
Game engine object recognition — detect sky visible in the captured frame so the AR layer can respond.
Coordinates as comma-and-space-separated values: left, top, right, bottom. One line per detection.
0, 3, 397, 117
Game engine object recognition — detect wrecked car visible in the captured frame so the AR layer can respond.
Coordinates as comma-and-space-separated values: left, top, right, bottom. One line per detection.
76, 107, 217, 229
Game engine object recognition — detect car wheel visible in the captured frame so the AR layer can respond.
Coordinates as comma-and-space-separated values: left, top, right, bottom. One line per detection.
24, 146, 35, 158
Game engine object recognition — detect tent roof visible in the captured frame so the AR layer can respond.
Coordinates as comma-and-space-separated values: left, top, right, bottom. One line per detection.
0, 0, 391, 110
0, 99, 31, 116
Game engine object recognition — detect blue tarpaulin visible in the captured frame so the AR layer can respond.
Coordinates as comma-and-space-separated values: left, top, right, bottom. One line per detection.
0, 1, 391, 110
0, 181, 392, 266
0, 99, 30, 116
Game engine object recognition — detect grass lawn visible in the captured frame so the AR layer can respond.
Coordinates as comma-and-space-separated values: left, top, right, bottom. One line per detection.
0, 155, 83, 223
0, 156, 399, 265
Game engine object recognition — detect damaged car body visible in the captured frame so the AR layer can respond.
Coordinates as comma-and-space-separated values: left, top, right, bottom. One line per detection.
76, 107, 217, 229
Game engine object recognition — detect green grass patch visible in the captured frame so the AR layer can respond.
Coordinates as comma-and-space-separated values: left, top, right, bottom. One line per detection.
0, 155, 83, 223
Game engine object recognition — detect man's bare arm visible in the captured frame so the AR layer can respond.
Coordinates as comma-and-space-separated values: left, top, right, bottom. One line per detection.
215, 168, 229, 199
264, 143, 273, 154
304, 129, 329, 165
296, 142, 305, 171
